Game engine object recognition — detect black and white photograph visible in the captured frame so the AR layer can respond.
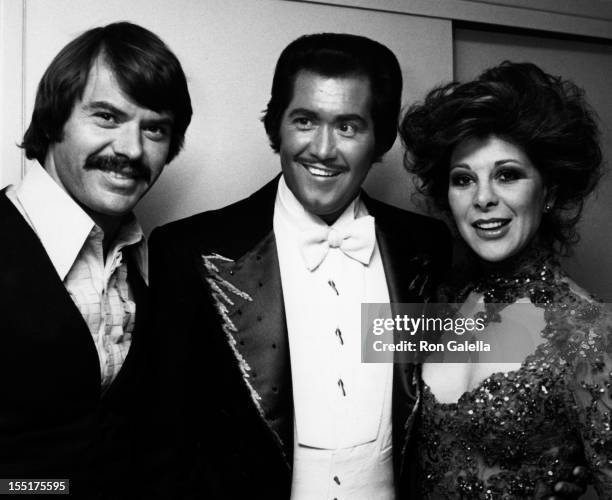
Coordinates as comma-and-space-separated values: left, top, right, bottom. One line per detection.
1, 1, 611, 498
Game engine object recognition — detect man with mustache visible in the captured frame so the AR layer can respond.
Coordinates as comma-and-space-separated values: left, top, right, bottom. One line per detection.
0, 22, 191, 498
147, 33, 448, 498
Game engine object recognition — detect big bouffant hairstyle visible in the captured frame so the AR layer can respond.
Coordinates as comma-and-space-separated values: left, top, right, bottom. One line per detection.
262, 33, 402, 159
400, 61, 602, 253
22, 22, 192, 165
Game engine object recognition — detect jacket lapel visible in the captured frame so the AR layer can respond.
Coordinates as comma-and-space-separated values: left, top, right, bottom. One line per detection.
194, 179, 293, 467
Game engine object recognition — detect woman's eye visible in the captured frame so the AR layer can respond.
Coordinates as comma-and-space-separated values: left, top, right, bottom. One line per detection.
497, 169, 522, 182
450, 174, 474, 187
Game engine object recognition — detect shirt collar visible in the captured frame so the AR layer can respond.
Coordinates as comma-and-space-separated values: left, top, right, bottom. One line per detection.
15, 163, 145, 281
112, 213, 148, 283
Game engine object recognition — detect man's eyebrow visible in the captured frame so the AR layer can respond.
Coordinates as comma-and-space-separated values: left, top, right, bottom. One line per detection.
286, 109, 369, 125
287, 108, 317, 118
83, 101, 127, 118
144, 115, 174, 127
83, 100, 174, 125
335, 113, 368, 126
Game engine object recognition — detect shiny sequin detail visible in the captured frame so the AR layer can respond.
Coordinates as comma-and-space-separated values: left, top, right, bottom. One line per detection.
417, 253, 612, 498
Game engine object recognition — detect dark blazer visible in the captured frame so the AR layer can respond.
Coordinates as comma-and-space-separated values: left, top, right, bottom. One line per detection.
0, 191, 146, 499
147, 178, 451, 499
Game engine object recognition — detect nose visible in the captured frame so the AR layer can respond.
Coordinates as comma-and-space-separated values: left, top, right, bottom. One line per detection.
310, 125, 337, 160
473, 180, 498, 210
113, 123, 143, 160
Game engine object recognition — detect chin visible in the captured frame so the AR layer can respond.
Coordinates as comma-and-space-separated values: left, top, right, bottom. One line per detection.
94, 202, 138, 218
303, 198, 340, 216
478, 253, 509, 264
472, 245, 515, 264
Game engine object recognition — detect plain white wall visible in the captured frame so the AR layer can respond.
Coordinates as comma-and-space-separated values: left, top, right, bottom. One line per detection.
4, 0, 452, 234
0, 0, 25, 188
291, 0, 612, 40
455, 28, 612, 301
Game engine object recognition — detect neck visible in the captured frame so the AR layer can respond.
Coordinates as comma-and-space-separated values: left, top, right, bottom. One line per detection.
479, 240, 553, 277
320, 212, 341, 225
319, 197, 359, 226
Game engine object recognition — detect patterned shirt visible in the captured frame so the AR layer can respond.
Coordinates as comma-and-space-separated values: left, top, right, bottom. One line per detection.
6, 164, 147, 390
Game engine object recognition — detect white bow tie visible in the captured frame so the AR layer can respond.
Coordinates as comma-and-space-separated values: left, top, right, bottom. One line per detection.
300, 216, 376, 271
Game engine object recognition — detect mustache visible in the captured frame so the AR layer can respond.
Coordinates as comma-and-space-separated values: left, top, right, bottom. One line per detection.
84, 155, 151, 183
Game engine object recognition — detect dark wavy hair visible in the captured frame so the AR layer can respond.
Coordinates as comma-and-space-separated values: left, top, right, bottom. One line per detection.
400, 61, 602, 253
22, 21, 192, 165
262, 32, 402, 159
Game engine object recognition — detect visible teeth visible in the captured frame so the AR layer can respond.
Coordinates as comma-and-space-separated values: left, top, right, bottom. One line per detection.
476, 221, 504, 229
108, 170, 135, 180
306, 165, 338, 177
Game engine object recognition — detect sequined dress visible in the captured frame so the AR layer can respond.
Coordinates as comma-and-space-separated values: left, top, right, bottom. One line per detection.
416, 255, 612, 499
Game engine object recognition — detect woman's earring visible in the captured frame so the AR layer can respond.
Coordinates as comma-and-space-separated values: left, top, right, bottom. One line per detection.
544, 203, 552, 213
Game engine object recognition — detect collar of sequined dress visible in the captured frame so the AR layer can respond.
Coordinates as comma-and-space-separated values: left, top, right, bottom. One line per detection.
469, 245, 560, 305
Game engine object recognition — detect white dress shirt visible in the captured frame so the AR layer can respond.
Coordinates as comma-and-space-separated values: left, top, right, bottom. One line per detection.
273, 176, 394, 500
6, 164, 146, 390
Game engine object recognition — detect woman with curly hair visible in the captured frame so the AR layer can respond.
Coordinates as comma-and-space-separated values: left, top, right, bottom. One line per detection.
400, 61, 611, 498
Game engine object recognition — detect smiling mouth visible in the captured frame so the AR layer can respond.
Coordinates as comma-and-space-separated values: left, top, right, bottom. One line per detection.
108, 169, 136, 178
472, 219, 510, 230
470, 218, 511, 240
102, 169, 145, 186
301, 162, 343, 178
